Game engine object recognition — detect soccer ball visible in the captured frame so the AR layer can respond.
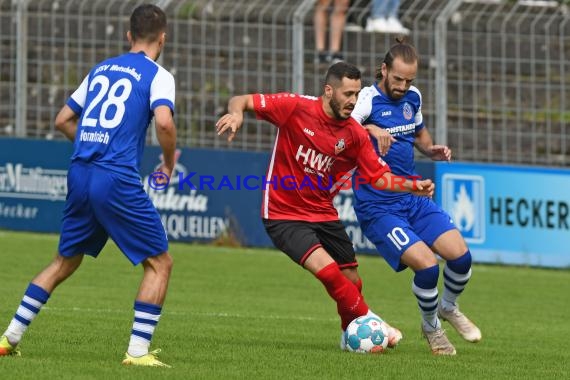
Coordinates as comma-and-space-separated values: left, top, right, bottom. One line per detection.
345, 316, 389, 353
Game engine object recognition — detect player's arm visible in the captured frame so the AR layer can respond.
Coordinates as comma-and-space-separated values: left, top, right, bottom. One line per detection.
351, 87, 395, 155
363, 124, 396, 156
373, 172, 434, 197
56, 74, 89, 142
154, 105, 177, 178
357, 133, 433, 197
216, 95, 254, 142
414, 127, 451, 162
54, 105, 80, 142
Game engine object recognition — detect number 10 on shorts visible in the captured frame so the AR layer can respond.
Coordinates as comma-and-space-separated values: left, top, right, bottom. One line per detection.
386, 227, 410, 251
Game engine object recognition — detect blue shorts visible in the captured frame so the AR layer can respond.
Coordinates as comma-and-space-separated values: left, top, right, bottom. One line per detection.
58, 162, 168, 265
354, 195, 456, 272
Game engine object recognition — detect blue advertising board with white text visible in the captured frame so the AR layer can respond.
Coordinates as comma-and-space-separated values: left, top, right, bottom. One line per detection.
3, 138, 568, 268
435, 162, 570, 268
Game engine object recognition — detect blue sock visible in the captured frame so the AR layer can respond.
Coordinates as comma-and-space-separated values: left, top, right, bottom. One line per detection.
127, 301, 162, 357
412, 265, 440, 331
4, 283, 50, 345
441, 251, 472, 311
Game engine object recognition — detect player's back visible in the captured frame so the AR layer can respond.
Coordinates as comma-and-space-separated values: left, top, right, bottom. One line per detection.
68, 52, 174, 178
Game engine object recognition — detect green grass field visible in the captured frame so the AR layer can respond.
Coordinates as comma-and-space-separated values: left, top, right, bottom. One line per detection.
0, 230, 568, 379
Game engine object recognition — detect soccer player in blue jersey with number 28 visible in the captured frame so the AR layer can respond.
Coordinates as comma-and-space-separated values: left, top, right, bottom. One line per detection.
0, 4, 176, 367
351, 38, 482, 355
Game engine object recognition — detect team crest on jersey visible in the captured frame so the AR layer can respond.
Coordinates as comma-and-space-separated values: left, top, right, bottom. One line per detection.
402, 102, 413, 120
334, 139, 346, 155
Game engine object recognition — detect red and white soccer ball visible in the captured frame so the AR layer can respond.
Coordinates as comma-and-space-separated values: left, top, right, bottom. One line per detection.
344, 316, 389, 353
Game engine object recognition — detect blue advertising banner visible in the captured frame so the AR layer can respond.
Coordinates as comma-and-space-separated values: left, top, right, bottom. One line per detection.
0, 137, 436, 254
0, 138, 72, 232
9, 138, 567, 268
139, 146, 272, 247
435, 162, 570, 268
0, 138, 273, 247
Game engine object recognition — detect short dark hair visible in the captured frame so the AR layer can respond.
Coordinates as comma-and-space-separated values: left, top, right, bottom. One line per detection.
325, 62, 361, 86
130, 4, 167, 42
376, 37, 419, 81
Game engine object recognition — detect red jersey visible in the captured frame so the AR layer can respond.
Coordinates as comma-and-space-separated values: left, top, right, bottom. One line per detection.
253, 93, 390, 222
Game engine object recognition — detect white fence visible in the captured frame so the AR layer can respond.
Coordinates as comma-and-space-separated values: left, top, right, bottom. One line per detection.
1, 0, 569, 165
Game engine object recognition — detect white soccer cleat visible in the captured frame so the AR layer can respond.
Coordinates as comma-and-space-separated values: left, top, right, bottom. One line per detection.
340, 330, 348, 351
363, 310, 403, 348
383, 323, 403, 348
421, 326, 456, 356
438, 304, 482, 342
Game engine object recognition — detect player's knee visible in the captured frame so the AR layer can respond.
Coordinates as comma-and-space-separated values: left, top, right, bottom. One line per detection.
146, 252, 173, 277
447, 250, 471, 274
55, 255, 82, 275
341, 267, 360, 285
159, 252, 173, 275
413, 264, 439, 289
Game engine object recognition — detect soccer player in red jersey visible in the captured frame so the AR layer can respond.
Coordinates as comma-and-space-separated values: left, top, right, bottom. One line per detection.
216, 61, 434, 349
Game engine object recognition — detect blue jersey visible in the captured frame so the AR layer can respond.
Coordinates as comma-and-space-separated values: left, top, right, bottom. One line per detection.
66, 52, 175, 178
351, 83, 424, 203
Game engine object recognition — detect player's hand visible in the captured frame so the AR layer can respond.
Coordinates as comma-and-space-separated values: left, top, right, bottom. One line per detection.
364, 124, 396, 156
410, 178, 434, 198
158, 165, 172, 180
429, 145, 451, 162
156, 164, 173, 185
216, 112, 244, 142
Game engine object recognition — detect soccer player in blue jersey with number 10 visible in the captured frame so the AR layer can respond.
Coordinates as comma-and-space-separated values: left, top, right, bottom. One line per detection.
0, 4, 176, 367
351, 38, 482, 356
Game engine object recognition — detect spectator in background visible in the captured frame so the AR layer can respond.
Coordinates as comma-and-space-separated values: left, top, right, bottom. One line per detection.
314, 0, 350, 64
344, 0, 368, 32
366, 0, 409, 34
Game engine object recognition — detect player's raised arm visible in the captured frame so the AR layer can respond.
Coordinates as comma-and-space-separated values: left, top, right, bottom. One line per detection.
216, 94, 254, 142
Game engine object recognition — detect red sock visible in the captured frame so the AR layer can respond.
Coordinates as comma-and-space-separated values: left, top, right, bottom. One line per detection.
315, 262, 369, 330
354, 278, 363, 294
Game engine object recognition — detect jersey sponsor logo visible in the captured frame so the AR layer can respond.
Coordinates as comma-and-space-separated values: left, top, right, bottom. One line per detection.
334, 139, 346, 155
385, 123, 415, 135
295, 145, 335, 173
303, 128, 315, 136
442, 174, 485, 243
260, 94, 266, 108
402, 102, 413, 120
381, 110, 391, 117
